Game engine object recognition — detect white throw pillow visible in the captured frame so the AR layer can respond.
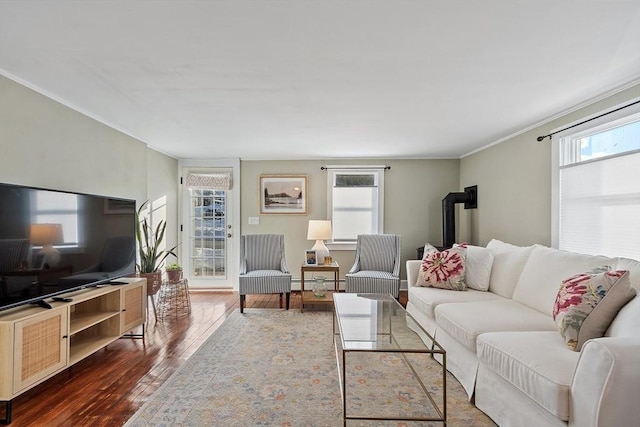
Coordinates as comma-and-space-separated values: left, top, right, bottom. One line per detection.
485, 239, 535, 298
453, 243, 493, 291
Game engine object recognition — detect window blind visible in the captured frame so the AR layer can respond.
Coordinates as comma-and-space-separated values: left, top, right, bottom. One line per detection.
185, 173, 232, 190
559, 151, 640, 259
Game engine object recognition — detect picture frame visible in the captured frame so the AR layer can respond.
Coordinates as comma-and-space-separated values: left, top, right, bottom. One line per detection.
305, 250, 317, 266
260, 175, 308, 215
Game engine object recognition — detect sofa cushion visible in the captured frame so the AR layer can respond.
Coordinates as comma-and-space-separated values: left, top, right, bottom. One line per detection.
408, 285, 502, 321
477, 331, 580, 421
454, 243, 494, 291
434, 299, 557, 352
512, 245, 615, 315
609, 258, 640, 338
486, 239, 534, 298
417, 244, 467, 291
606, 294, 640, 339
553, 269, 635, 351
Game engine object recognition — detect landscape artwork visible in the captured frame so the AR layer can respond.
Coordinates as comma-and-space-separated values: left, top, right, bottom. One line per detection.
260, 175, 308, 214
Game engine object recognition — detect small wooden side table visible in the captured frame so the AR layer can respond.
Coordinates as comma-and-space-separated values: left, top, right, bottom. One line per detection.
300, 261, 339, 312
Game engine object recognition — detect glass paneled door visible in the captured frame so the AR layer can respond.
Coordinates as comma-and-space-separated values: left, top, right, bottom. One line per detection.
181, 164, 238, 289
187, 188, 233, 288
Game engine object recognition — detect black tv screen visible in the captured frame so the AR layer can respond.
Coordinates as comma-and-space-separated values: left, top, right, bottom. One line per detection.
0, 183, 136, 311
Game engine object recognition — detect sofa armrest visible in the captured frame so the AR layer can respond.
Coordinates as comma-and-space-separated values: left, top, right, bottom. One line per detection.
570, 337, 640, 427
406, 260, 422, 289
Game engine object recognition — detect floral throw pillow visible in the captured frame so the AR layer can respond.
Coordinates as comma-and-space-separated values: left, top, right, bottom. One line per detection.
553, 267, 635, 351
416, 244, 467, 291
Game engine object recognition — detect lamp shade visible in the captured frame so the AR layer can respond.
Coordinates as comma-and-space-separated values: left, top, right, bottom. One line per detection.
307, 220, 332, 241
307, 220, 332, 265
30, 223, 64, 245
30, 223, 64, 267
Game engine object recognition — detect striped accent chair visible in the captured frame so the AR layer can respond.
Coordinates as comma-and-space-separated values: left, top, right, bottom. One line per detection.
345, 234, 401, 299
239, 234, 291, 313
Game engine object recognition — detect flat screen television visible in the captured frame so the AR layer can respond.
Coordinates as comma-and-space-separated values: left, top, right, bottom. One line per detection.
0, 182, 136, 311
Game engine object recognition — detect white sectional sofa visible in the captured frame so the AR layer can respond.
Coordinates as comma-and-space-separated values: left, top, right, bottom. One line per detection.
406, 239, 640, 427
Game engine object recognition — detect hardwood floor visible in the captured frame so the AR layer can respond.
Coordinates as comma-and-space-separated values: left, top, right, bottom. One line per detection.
5, 290, 408, 426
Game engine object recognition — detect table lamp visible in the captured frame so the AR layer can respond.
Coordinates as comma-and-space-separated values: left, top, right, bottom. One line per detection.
307, 220, 332, 265
30, 223, 64, 267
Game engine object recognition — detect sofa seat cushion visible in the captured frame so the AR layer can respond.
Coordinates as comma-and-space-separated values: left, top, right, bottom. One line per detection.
408, 285, 502, 321
477, 331, 580, 421
435, 299, 557, 352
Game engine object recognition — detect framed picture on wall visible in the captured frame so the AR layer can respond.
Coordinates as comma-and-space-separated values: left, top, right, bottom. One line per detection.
260, 175, 308, 214
305, 250, 317, 265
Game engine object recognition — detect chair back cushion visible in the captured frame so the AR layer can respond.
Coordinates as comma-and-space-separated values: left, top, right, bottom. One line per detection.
358, 234, 399, 273
0, 239, 30, 271
243, 234, 284, 272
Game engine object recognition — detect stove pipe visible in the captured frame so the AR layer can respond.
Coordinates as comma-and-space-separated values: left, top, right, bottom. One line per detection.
442, 185, 477, 248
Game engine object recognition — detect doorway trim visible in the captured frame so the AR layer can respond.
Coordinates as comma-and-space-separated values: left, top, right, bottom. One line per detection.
178, 158, 240, 290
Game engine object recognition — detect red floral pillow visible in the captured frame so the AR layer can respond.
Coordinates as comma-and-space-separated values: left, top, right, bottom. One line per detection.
416, 244, 467, 291
553, 267, 635, 351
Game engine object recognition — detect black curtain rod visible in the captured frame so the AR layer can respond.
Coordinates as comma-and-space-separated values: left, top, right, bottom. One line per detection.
320, 166, 391, 170
537, 100, 640, 142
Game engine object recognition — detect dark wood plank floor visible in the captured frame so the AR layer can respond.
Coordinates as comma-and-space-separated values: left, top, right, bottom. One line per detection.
5, 290, 408, 427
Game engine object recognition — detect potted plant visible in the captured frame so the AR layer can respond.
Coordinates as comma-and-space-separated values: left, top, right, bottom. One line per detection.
136, 201, 178, 295
165, 262, 183, 282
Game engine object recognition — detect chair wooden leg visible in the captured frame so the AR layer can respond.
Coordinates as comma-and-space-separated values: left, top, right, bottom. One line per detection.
240, 294, 245, 313
279, 293, 283, 308
285, 292, 290, 310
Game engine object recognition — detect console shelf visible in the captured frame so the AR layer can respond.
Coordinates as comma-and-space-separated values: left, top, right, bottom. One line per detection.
0, 278, 145, 424
69, 311, 120, 335
69, 332, 120, 365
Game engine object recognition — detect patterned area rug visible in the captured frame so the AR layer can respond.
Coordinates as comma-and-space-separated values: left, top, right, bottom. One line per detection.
125, 309, 495, 426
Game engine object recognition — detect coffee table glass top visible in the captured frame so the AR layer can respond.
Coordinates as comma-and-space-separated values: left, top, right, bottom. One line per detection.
333, 293, 440, 353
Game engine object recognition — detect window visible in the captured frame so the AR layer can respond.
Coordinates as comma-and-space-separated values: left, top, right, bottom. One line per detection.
327, 167, 385, 245
552, 103, 640, 260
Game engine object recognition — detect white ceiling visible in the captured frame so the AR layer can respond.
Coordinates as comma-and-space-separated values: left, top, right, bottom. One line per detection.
1, 0, 639, 160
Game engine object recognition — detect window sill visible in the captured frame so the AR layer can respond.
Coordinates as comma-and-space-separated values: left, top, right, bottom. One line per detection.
327, 242, 356, 251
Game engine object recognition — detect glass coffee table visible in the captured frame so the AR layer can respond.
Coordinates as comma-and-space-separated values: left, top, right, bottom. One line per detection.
333, 293, 447, 426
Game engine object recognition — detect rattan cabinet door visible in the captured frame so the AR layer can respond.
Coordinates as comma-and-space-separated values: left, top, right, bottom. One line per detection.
13, 306, 68, 393
121, 282, 144, 333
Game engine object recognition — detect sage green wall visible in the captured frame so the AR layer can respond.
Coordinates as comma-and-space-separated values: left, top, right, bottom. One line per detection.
0, 75, 179, 253
459, 84, 640, 247
240, 159, 460, 280
147, 148, 180, 264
